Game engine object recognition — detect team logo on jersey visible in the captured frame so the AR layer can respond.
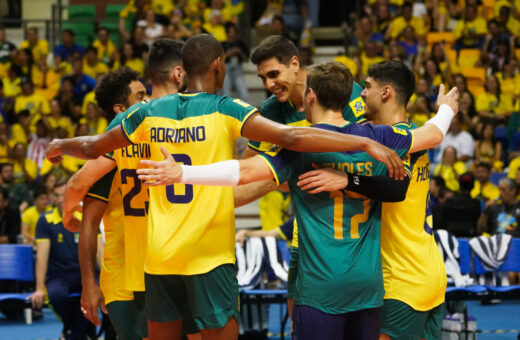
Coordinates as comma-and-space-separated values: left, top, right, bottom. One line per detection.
349, 97, 365, 117
233, 98, 251, 108
391, 126, 407, 136
266, 144, 282, 156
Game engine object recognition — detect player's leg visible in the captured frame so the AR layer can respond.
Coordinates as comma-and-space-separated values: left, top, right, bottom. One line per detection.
106, 300, 141, 340
343, 307, 381, 340
380, 299, 428, 340
420, 303, 444, 340
187, 264, 240, 340
145, 273, 186, 340
133, 291, 149, 339
292, 304, 345, 340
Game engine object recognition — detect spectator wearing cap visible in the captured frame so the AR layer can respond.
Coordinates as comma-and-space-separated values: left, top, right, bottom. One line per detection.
137, 9, 164, 46
54, 30, 85, 62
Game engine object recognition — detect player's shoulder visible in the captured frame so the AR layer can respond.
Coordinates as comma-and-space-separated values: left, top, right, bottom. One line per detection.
259, 95, 290, 120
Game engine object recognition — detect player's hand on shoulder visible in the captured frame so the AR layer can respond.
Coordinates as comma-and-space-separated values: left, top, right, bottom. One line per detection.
297, 163, 348, 194
365, 141, 405, 180
436, 84, 459, 115
137, 146, 182, 186
46, 139, 63, 164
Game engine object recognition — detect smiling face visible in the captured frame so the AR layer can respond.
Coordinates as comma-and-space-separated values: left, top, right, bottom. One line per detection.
256, 57, 299, 102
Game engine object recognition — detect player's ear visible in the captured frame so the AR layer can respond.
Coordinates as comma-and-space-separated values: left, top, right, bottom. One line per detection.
289, 55, 300, 72
306, 87, 316, 104
381, 85, 392, 101
113, 103, 127, 114
171, 65, 184, 85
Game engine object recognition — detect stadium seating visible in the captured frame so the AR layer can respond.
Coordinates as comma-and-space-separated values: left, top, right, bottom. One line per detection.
67, 5, 96, 20
0, 245, 35, 324
458, 49, 481, 69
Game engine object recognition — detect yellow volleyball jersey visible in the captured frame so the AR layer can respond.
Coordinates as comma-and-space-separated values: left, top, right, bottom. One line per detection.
381, 122, 447, 311
105, 101, 149, 291
121, 92, 257, 275
87, 168, 133, 304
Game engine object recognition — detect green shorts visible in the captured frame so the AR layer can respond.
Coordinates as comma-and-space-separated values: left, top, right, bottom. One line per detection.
132, 291, 148, 338
106, 299, 142, 340
380, 299, 444, 340
145, 264, 240, 331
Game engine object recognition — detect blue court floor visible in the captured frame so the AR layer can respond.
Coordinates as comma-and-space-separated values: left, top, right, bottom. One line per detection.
0, 300, 519, 340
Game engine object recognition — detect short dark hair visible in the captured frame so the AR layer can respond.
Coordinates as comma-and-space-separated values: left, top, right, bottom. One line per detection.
33, 186, 48, 199
147, 39, 184, 83
367, 60, 415, 106
306, 62, 353, 111
182, 34, 223, 76
250, 35, 301, 66
63, 29, 74, 37
85, 46, 97, 54
0, 162, 13, 173
475, 161, 492, 172
95, 67, 140, 116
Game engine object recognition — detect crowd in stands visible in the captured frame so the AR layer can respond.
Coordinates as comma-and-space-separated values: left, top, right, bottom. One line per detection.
0, 0, 518, 276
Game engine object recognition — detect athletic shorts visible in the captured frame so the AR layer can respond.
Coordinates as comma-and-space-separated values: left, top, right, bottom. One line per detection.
106, 300, 141, 340
145, 264, 240, 331
132, 291, 148, 338
292, 304, 381, 340
380, 299, 444, 340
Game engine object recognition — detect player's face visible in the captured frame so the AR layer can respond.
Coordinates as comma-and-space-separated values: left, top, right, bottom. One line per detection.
127, 80, 147, 106
361, 77, 383, 121
256, 57, 299, 102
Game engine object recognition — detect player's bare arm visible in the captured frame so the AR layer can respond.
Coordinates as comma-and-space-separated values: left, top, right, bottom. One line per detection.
242, 113, 406, 179
79, 197, 108, 327
409, 84, 459, 153
63, 157, 116, 232
46, 125, 130, 164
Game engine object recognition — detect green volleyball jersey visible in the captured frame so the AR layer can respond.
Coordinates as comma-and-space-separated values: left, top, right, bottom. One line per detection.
259, 122, 413, 314
248, 81, 366, 152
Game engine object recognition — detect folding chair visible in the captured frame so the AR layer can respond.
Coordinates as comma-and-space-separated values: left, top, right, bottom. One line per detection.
0, 245, 35, 324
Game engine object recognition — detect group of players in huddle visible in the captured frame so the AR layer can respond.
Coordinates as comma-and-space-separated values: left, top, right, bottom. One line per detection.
45, 33, 458, 340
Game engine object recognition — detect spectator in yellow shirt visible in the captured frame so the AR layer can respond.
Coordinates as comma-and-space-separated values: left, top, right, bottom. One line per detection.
33, 59, 61, 100
19, 27, 49, 63
3, 64, 22, 98
434, 146, 467, 192
82, 46, 109, 80
115, 42, 145, 77
9, 110, 32, 146
11, 142, 38, 184
21, 187, 52, 245
471, 162, 500, 201
474, 123, 503, 171
359, 41, 385, 79
85, 102, 107, 136
0, 123, 9, 163
476, 74, 514, 124
386, 2, 425, 41
454, 5, 487, 49
92, 28, 117, 66
48, 99, 74, 138
203, 10, 227, 42
14, 80, 50, 116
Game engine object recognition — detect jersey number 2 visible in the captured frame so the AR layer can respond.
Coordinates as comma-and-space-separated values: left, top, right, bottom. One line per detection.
330, 191, 368, 239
